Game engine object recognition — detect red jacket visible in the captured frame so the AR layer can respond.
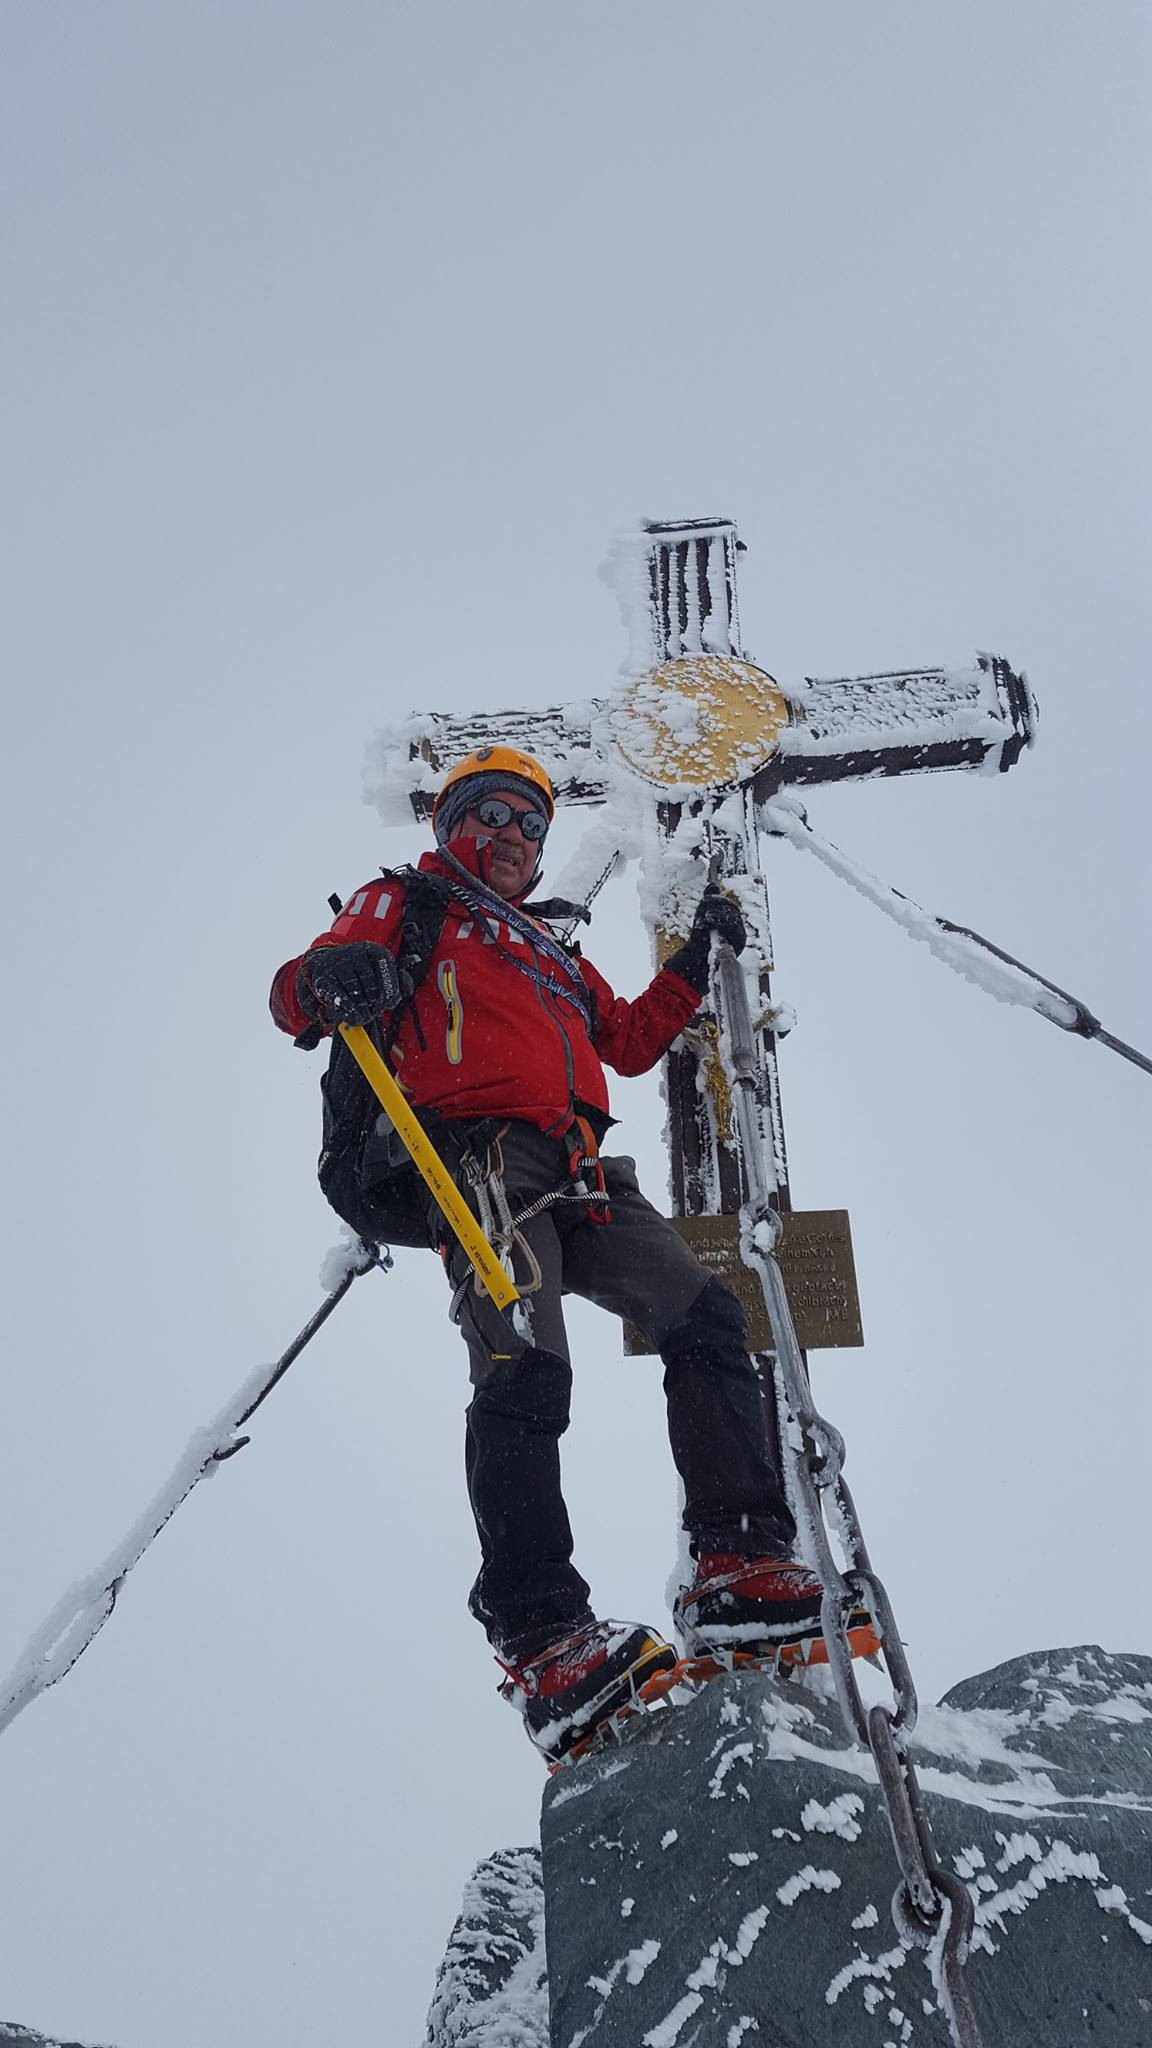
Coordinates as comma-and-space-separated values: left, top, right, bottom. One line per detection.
270, 845, 702, 1131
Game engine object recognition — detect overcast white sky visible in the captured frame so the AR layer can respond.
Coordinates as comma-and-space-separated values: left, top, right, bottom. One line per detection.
1, 5, 1149, 2045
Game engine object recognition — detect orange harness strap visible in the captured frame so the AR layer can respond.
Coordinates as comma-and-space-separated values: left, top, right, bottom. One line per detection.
565, 1115, 611, 1226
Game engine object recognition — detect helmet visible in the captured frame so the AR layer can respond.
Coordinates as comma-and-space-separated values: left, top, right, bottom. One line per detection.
432, 746, 556, 832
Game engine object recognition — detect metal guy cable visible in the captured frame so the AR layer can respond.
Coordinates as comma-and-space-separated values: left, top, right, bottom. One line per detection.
0, 1247, 383, 1740
763, 796, 1152, 1082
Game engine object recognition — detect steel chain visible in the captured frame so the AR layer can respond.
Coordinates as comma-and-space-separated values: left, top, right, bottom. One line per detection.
711, 941, 984, 2048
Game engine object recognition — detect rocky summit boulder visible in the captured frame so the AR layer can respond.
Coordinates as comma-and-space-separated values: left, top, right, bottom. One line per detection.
0, 2028, 115, 2048
423, 1844, 547, 2047
536, 1643, 1152, 2047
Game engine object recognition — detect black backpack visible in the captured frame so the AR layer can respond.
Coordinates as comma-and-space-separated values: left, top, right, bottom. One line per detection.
308, 866, 453, 1249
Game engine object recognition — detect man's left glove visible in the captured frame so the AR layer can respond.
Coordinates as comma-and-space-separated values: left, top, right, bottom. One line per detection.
664, 884, 748, 995
296, 942, 405, 1027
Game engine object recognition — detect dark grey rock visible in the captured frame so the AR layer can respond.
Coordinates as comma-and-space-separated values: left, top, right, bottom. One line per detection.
0, 2029, 114, 2047
939, 1644, 1152, 1799
424, 1844, 548, 2046
540, 1646, 1152, 2046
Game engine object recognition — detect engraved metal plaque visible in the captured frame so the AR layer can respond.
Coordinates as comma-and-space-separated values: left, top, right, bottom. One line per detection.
623, 1209, 863, 1355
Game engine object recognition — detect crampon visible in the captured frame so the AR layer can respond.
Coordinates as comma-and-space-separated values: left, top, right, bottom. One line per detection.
498, 1622, 680, 1766
550, 1620, 883, 1771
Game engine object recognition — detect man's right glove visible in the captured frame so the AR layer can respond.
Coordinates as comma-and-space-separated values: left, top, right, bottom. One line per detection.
664, 884, 748, 995
296, 942, 405, 1027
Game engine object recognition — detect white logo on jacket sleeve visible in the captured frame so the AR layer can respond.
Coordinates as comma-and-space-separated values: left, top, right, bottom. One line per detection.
338, 886, 395, 923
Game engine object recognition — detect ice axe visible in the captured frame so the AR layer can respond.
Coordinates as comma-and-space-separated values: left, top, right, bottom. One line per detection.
337, 1023, 524, 1318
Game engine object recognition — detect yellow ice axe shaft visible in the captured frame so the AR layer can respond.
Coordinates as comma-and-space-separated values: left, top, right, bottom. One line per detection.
338, 1024, 520, 1312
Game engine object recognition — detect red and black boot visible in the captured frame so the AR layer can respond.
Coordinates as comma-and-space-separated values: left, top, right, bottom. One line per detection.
673, 1553, 880, 1668
498, 1619, 678, 1762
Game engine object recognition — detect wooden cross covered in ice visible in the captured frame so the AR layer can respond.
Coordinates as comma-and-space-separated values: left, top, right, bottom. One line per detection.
369, 517, 1035, 1352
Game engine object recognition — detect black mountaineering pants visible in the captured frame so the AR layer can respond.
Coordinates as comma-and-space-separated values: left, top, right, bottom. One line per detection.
427, 1119, 797, 1661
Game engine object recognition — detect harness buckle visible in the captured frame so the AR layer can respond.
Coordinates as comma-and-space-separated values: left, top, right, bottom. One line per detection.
565, 1116, 612, 1226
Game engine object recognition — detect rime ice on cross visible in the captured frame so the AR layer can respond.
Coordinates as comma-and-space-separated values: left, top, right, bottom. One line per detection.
372, 516, 1033, 1283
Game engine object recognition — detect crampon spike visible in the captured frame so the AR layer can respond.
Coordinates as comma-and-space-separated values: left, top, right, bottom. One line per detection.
546, 1623, 883, 1769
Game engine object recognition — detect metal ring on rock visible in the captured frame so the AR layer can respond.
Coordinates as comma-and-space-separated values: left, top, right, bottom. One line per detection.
867, 1706, 939, 1921
891, 1875, 942, 1947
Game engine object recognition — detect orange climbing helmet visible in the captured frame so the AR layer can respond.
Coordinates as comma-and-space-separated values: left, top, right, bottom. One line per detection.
432, 746, 556, 842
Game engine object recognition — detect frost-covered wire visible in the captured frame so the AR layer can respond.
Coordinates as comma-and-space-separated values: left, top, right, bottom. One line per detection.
762, 794, 1152, 1079
0, 1249, 379, 1739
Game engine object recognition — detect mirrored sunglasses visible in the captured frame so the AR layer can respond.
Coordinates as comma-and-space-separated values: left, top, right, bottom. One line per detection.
474, 797, 548, 841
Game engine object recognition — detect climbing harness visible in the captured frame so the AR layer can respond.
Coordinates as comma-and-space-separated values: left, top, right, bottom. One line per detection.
562, 1115, 612, 1227
763, 795, 1152, 1082
506, 1182, 612, 1231
0, 1244, 383, 1742
709, 922, 985, 2048
451, 1119, 613, 1320
457, 1128, 544, 1300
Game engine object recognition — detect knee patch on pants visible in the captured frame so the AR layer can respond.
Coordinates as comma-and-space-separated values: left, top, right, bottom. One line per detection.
660, 1276, 749, 1364
468, 1348, 573, 1432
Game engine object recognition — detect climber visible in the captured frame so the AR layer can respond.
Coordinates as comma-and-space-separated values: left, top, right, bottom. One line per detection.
270, 746, 858, 1759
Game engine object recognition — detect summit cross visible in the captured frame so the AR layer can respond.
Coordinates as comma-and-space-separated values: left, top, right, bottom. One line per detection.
376, 515, 1035, 1351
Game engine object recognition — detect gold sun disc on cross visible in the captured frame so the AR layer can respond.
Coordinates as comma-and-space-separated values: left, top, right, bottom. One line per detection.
611, 653, 796, 791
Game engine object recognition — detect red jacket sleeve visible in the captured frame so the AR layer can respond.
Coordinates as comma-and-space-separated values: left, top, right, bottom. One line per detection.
579, 956, 702, 1077
270, 878, 406, 1039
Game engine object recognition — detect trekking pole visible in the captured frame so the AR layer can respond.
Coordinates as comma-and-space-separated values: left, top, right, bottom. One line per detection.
337, 1024, 522, 1315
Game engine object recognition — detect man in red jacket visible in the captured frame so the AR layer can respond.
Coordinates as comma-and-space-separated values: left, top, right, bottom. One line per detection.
272, 747, 847, 1759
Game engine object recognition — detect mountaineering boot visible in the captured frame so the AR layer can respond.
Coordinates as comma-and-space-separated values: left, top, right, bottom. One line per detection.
673, 1552, 879, 1665
497, 1619, 679, 1762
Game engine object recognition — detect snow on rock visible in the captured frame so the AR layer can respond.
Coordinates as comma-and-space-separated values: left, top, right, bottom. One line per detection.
423, 1846, 547, 2048
0, 2029, 116, 2048
538, 1647, 1152, 2045
801, 1793, 865, 1842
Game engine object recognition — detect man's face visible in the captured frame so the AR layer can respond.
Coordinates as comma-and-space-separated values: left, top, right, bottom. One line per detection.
451, 788, 545, 900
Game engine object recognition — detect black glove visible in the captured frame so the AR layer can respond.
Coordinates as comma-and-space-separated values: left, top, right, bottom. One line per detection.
296, 942, 404, 1027
664, 884, 747, 995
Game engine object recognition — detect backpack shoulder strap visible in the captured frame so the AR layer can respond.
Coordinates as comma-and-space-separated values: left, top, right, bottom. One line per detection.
298, 868, 452, 1056
382, 865, 451, 990
377, 866, 453, 1059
